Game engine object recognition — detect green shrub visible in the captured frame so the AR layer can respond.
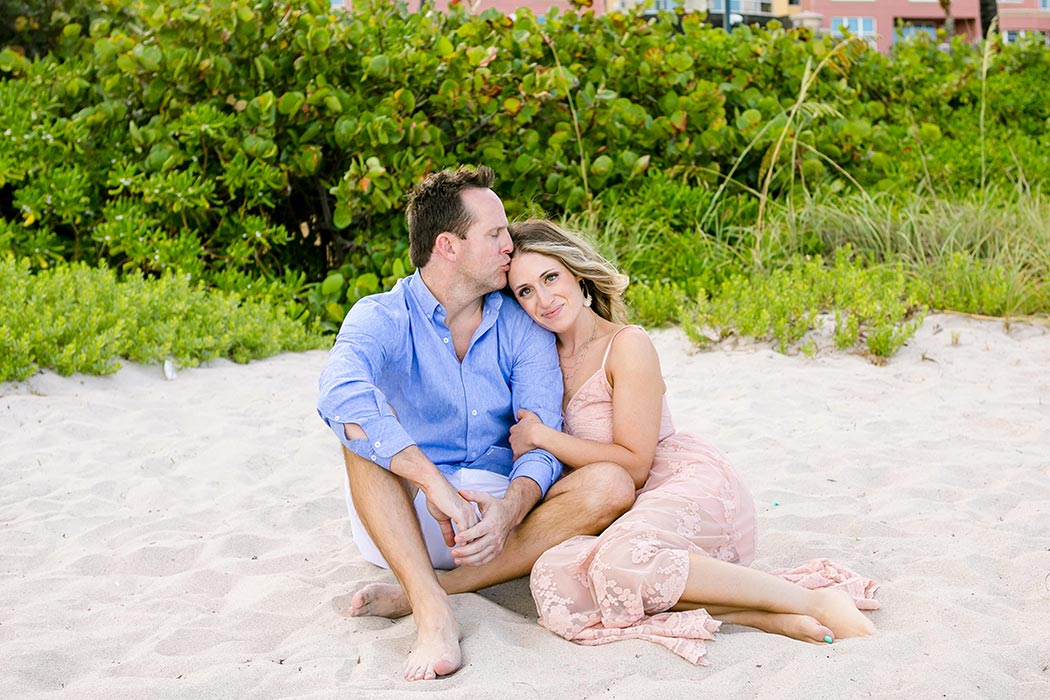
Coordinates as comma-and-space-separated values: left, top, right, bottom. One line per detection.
0, 256, 323, 382
764, 188, 1050, 317
681, 248, 926, 361
2, 0, 1047, 331
625, 280, 689, 328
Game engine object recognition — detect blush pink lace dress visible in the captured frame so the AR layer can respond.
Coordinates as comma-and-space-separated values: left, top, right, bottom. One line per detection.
530, 327, 879, 664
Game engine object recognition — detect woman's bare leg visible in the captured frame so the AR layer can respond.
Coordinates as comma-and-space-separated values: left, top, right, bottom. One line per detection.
670, 553, 874, 642
713, 610, 834, 643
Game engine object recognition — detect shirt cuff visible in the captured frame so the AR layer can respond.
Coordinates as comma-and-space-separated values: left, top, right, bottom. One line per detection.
509, 451, 560, 498
328, 415, 415, 470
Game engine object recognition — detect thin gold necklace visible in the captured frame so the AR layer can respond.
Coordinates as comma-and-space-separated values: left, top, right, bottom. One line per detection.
561, 315, 599, 388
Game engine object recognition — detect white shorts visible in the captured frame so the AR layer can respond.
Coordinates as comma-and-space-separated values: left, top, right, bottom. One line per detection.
345, 468, 510, 571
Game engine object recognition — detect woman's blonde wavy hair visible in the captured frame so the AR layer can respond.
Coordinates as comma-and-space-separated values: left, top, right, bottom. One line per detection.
508, 219, 630, 324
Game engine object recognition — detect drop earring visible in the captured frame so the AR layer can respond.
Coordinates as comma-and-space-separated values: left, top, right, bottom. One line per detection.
581, 283, 592, 307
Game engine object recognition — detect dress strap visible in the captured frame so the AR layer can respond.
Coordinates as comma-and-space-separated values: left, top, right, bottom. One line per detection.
599, 325, 642, 371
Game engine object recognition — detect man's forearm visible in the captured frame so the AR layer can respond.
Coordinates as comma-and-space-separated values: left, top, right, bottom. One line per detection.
501, 477, 542, 528
388, 445, 447, 493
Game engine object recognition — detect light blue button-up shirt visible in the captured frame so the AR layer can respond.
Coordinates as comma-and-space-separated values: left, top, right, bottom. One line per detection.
317, 271, 564, 496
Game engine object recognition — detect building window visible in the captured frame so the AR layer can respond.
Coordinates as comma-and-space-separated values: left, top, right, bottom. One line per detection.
710, 1, 774, 13
1002, 30, 1050, 45
1042, 0, 1050, 10
831, 16, 877, 45
897, 22, 936, 41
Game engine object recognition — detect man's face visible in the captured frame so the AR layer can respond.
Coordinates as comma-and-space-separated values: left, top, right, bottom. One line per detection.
455, 188, 513, 294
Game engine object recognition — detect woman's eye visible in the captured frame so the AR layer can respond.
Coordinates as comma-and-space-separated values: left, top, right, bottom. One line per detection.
518, 288, 531, 298
545, 273, 558, 283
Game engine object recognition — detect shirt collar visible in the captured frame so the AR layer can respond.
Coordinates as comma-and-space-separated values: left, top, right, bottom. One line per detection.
406, 271, 442, 318
406, 270, 505, 321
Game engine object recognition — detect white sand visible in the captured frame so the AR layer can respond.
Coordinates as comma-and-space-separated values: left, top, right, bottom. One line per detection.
2, 313, 1048, 699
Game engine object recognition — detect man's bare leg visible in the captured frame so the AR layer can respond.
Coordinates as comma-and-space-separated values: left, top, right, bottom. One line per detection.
349, 462, 635, 618
342, 447, 460, 681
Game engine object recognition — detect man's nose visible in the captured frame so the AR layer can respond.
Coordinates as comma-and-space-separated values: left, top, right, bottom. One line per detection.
499, 230, 513, 254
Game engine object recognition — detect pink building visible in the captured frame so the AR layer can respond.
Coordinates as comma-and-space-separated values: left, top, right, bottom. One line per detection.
430, 0, 588, 14
996, 1, 1050, 41
330, 0, 586, 14
330, 1, 1050, 49
789, 1, 982, 53
791, 1, 1050, 51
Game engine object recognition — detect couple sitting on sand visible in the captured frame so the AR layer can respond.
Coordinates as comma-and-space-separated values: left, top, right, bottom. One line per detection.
317, 166, 878, 681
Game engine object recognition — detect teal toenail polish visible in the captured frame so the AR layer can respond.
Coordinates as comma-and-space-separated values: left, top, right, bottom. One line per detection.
773, 500, 780, 506
824, 635, 833, 644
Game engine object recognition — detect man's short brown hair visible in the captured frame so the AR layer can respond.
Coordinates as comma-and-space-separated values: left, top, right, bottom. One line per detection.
406, 165, 495, 268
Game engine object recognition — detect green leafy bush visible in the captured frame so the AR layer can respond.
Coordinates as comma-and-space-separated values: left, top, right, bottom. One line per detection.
2, 0, 1047, 326
2, 1, 1047, 368
0, 257, 323, 382
680, 248, 927, 361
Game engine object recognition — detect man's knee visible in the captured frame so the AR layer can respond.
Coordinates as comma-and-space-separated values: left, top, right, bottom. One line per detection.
575, 462, 635, 526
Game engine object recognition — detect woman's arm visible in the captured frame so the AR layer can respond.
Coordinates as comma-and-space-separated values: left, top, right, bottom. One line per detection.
510, 327, 665, 489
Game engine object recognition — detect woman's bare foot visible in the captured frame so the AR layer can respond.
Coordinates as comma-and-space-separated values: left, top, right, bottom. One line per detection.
403, 602, 461, 681
810, 588, 875, 639
343, 582, 411, 619
717, 611, 834, 644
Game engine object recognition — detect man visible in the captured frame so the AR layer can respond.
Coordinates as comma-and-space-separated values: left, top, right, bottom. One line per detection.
317, 166, 634, 681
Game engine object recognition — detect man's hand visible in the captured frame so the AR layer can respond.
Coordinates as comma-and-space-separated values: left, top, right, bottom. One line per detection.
450, 490, 517, 567
421, 477, 480, 548
509, 408, 545, 460
390, 445, 478, 548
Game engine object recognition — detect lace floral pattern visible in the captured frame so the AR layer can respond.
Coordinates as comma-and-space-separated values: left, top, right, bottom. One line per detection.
531, 335, 760, 664
530, 328, 877, 664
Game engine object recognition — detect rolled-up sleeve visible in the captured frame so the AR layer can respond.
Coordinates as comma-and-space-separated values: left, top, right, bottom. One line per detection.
317, 301, 416, 469
508, 317, 564, 496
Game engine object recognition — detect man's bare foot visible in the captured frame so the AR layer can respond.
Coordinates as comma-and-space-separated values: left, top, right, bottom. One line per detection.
810, 588, 875, 639
717, 611, 834, 644
403, 602, 461, 681
346, 582, 411, 619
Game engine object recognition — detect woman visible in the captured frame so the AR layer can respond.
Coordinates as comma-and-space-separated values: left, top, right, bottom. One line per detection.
506, 220, 878, 664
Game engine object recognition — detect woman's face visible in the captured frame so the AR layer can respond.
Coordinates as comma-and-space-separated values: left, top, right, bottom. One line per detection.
508, 251, 584, 334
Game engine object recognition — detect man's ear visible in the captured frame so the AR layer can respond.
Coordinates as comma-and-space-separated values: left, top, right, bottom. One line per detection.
433, 231, 459, 262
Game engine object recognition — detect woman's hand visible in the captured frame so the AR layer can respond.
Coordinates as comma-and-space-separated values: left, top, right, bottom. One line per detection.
509, 408, 545, 460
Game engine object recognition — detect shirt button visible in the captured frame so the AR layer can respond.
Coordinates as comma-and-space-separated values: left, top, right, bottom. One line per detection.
471, 409, 478, 416
334, 415, 340, 421
370, 453, 377, 461
374, 441, 381, 448
443, 337, 449, 344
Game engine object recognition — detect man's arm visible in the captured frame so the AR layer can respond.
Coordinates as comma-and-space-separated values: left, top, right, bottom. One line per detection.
320, 299, 477, 537
318, 303, 416, 467
449, 313, 563, 566
450, 477, 541, 566
506, 316, 565, 493
389, 445, 480, 547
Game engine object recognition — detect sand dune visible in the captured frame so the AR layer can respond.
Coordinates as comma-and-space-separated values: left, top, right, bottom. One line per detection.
2, 313, 1048, 699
